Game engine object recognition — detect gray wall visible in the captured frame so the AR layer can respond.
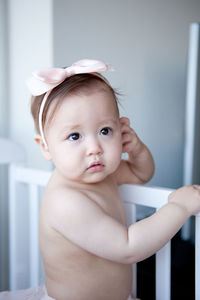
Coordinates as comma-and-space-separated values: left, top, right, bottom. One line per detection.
53, 0, 200, 189
0, 0, 8, 137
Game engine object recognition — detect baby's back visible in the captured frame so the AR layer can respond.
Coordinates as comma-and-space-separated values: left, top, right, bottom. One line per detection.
39, 223, 132, 300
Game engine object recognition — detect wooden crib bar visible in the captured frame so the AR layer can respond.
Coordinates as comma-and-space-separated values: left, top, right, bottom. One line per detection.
9, 165, 51, 289
29, 184, 40, 287
9, 165, 17, 290
9, 165, 200, 299
155, 235, 171, 300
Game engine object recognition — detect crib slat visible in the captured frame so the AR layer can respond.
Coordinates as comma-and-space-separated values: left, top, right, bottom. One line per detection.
29, 184, 40, 287
156, 241, 171, 300
9, 165, 17, 290
123, 202, 137, 297
195, 214, 200, 300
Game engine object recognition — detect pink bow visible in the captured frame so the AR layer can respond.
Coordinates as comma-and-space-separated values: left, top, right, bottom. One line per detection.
26, 59, 112, 96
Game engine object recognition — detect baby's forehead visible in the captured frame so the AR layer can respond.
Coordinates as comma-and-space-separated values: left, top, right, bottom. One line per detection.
53, 84, 116, 110
68, 81, 113, 98
44, 76, 119, 131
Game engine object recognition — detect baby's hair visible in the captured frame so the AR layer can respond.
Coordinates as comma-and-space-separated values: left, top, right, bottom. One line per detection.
31, 73, 120, 135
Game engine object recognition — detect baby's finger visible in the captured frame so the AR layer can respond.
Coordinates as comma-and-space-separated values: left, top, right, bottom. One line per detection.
121, 125, 131, 135
192, 184, 200, 190
122, 142, 133, 153
120, 117, 130, 126
121, 133, 132, 144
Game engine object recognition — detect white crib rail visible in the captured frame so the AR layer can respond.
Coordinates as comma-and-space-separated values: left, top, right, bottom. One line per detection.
9, 165, 200, 300
9, 165, 51, 290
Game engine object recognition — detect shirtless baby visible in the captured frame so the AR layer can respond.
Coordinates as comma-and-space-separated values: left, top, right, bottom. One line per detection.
27, 59, 200, 300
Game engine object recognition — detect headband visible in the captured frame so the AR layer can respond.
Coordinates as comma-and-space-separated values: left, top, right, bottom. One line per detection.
26, 59, 113, 148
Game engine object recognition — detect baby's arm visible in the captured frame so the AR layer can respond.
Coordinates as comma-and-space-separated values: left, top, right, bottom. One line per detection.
115, 117, 154, 185
50, 185, 200, 264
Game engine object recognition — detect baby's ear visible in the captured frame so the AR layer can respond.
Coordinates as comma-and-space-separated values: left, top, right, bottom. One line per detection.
34, 134, 52, 161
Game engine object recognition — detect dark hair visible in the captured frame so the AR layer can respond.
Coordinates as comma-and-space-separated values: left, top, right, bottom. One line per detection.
31, 73, 119, 134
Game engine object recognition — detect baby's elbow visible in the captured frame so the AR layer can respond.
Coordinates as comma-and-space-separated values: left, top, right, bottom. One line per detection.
115, 243, 138, 265
121, 255, 137, 265
119, 229, 140, 264
115, 252, 138, 265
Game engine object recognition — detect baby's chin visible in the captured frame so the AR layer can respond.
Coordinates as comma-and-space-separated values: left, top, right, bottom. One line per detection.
82, 175, 109, 184
80, 170, 114, 184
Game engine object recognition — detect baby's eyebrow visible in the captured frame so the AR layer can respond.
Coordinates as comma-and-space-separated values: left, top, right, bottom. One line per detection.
61, 124, 82, 131
99, 119, 119, 126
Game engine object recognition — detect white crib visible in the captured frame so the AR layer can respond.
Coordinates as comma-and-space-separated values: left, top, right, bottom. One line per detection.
1, 138, 200, 300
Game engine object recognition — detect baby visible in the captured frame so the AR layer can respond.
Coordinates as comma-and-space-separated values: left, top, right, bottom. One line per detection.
26, 59, 200, 300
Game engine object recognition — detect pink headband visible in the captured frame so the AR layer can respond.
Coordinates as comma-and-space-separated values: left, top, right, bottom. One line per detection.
26, 59, 113, 148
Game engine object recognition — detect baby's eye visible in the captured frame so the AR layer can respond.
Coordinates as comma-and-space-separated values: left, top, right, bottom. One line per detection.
100, 127, 112, 136
68, 133, 81, 141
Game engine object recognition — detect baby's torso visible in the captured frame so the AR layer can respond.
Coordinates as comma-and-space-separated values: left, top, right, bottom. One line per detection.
39, 176, 133, 300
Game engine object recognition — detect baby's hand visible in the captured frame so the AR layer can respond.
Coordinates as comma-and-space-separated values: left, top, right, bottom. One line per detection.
118, 117, 154, 184
168, 185, 200, 216
120, 117, 143, 155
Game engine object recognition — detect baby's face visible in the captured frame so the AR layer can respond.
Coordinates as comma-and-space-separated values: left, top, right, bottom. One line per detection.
45, 89, 123, 184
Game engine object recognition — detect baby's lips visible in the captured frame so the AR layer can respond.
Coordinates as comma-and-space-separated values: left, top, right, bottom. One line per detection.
87, 162, 104, 170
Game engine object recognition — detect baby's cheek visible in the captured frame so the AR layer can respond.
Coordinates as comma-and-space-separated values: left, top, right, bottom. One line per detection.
109, 143, 122, 166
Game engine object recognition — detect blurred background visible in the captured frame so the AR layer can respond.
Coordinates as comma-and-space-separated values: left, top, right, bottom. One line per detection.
0, 0, 200, 297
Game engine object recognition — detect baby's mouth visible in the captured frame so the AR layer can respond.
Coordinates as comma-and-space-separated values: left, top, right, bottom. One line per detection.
87, 162, 104, 172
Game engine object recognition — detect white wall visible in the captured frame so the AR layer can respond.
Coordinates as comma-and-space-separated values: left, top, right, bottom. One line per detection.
0, 0, 9, 290
8, 0, 53, 170
53, 0, 200, 189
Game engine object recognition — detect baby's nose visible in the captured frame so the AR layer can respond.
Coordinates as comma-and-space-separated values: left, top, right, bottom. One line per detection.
86, 137, 103, 156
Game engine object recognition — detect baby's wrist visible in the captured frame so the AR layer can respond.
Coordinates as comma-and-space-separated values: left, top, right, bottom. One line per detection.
167, 201, 191, 218
128, 141, 145, 160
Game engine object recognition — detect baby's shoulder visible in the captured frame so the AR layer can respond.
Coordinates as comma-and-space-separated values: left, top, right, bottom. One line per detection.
43, 185, 92, 215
